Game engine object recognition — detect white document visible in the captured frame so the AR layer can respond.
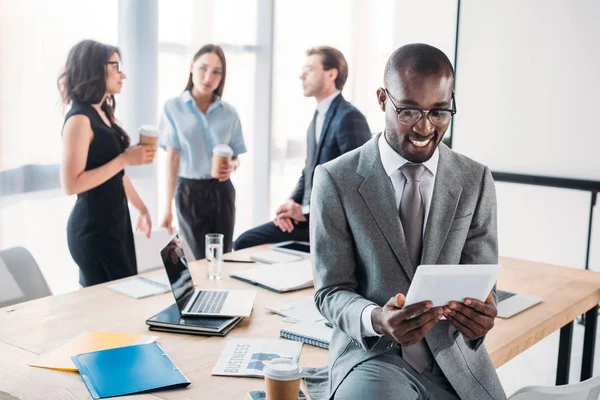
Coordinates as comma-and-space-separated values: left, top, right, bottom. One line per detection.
230, 260, 313, 293
405, 264, 503, 307
107, 274, 171, 299
266, 295, 325, 323
250, 250, 303, 264
212, 338, 302, 378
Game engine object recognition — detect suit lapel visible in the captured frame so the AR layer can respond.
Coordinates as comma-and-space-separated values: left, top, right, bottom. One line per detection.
357, 135, 414, 281
421, 144, 462, 265
313, 94, 343, 163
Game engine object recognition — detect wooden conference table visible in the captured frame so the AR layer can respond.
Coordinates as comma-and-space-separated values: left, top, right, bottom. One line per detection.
1, 246, 599, 399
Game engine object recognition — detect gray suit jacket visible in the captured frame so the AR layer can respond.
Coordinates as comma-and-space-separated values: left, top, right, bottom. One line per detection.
310, 133, 506, 400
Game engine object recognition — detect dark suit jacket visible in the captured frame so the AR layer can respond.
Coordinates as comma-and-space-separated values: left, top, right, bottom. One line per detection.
290, 94, 371, 205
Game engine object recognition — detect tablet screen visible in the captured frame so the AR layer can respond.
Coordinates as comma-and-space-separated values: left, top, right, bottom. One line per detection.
276, 242, 310, 254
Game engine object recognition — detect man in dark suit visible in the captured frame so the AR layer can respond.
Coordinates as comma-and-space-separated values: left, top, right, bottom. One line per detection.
234, 46, 371, 250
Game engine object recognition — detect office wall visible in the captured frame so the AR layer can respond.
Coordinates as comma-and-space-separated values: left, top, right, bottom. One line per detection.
453, 0, 600, 181
453, 0, 600, 270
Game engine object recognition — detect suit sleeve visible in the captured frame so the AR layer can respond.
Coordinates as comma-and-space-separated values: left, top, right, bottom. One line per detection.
289, 171, 305, 204
460, 166, 498, 350
336, 110, 371, 154
310, 165, 378, 349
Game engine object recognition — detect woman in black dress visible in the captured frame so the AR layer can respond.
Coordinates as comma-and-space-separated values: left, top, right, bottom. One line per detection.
58, 40, 156, 287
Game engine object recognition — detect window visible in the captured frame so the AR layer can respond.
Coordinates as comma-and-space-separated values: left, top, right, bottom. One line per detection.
0, 0, 119, 294
270, 0, 457, 216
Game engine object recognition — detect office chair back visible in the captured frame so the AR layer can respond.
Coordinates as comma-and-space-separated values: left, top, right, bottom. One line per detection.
509, 375, 600, 400
0, 246, 51, 308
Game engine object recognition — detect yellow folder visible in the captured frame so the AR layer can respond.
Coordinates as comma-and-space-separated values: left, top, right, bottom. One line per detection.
29, 331, 158, 372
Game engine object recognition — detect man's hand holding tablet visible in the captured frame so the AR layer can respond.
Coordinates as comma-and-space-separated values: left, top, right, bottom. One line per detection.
373, 264, 502, 342
443, 293, 498, 340
371, 294, 444, 346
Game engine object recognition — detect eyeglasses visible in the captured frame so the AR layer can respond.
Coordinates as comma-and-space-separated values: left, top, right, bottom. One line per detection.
106, 61, 122, 73
384, 88, 456, 126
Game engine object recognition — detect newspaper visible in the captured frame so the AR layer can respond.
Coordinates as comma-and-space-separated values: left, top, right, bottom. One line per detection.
212, 338, 303, 378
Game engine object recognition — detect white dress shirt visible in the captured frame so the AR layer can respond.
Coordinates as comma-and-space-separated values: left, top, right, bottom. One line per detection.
360, 133, 440, 337
315, 90, 340, 144
301, 90, 341, 215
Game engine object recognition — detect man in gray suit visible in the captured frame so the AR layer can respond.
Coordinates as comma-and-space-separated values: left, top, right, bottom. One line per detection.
310, 44, 506, 399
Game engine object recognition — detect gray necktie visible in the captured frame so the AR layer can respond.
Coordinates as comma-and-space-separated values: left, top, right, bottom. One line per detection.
302, 110, 319, 207
400, 163, 426, 269
399, 163, 432, 373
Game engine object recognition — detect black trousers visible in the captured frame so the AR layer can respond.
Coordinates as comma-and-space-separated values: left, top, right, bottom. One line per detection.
233, 219, 309, 250
175, 177, 235, 260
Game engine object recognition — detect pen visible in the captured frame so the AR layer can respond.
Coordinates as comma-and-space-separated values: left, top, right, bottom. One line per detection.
223, 259, 256, 263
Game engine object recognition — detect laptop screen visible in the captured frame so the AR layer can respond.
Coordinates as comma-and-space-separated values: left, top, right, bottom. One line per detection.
160, 234, 195, 312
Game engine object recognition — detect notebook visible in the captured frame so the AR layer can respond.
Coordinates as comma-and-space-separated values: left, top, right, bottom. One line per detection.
146, 303, 241, 336
280, 321, 332, 350
107, 274, 170, 299
250, 250, 303, 264
29, 331, 158, 372
71, 342, 190, 399
230, 260, 313, 293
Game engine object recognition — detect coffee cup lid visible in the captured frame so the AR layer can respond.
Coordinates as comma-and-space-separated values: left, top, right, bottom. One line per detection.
138, 124, 159, 137
213, 144, 233, 156
263, 358, 302, 381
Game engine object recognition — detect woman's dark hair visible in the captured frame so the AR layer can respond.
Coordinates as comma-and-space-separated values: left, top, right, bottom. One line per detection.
58, 39, 130, 147
185, 44, 227, 97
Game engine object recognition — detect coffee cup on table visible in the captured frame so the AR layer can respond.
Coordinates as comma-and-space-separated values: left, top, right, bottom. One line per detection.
263, 358, 303, 400
138, 124, 159, 146
211, 144, 233, 181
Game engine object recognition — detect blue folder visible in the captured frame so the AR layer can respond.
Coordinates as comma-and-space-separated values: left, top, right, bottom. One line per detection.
71, 342, 190, 399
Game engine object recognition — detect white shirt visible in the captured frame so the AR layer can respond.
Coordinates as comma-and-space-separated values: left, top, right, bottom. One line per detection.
301, 90, 342, 215
360, 133, 440, 337
315, 90, 341, 144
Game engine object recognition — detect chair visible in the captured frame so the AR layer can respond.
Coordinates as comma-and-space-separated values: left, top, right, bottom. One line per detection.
134, 228, 175, 274
508, 375, 600, 400
0, 246, 52, 308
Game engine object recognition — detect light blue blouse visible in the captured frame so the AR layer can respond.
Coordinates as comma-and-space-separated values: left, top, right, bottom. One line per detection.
158, 90, 247, 179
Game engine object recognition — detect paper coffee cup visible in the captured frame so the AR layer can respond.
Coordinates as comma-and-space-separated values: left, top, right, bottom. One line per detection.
138, 124, 159, 146
211, 144, 233, 180
263, 358, 303, 400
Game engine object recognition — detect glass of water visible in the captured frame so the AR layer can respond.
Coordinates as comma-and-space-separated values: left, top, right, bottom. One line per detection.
205, 233, 224, 280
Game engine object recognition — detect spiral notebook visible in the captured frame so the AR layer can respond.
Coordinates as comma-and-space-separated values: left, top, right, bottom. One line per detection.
107, 275, 170, 299
280, 321, 332, 350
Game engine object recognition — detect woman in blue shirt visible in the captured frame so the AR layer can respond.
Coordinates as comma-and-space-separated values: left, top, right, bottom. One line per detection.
159, 44, 246, 260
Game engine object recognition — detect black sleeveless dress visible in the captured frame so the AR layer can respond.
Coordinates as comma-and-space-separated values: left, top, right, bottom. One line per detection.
65, 101, 137, 287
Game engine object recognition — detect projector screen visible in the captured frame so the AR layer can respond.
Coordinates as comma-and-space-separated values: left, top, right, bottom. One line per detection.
452, 0, 600, 182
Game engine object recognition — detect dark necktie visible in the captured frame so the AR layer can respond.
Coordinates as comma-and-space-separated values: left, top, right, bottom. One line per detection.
399, 163, 432, 373
302, 110, 319, 207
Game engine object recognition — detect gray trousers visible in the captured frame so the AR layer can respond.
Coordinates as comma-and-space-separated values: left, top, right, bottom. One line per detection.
334, 345, 460, 400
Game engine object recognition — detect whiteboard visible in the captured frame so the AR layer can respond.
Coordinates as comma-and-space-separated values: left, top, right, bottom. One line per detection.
452, 0, 600, 182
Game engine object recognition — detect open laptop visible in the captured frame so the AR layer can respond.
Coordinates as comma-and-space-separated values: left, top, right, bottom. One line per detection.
496, 289, 543, 318
161, 234, 256, 318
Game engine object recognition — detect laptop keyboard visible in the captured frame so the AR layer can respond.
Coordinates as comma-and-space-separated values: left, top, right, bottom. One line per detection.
498, 290, 517, 302
190, 291, 228, 314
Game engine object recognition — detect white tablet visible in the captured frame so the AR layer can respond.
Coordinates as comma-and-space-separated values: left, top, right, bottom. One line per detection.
404, 264, 503, 307
270, 241, 311, 256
